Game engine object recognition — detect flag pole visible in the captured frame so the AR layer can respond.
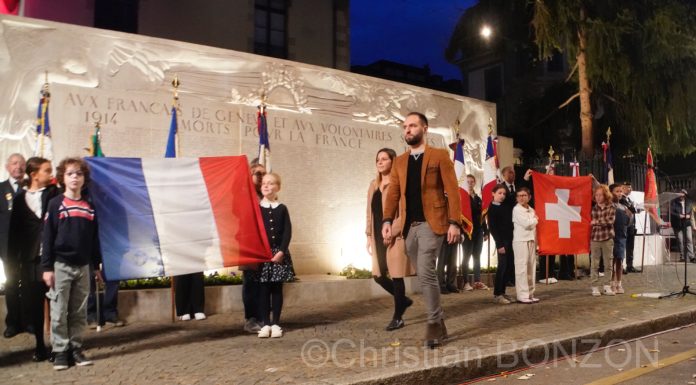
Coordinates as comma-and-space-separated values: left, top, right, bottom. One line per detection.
543, 146, 555, 284
169, 75, 180, 323
640, 147, 652, 273
486, 117, 493, 283
38, 71, 49, 158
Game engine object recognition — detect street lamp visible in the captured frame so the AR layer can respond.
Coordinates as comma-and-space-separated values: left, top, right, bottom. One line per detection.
480, 24, 492, 40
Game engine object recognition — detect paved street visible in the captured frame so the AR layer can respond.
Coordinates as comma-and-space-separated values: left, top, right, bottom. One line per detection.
1, 265, 696, 385
463, 323, 696, 385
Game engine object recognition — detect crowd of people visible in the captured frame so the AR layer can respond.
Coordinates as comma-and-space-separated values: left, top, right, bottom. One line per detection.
2, 110, 696, 366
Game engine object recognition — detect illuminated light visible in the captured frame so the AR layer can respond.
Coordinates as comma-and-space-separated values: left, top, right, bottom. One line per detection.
480, 25, 492, 40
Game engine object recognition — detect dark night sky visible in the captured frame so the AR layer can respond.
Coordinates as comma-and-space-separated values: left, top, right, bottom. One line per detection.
351, 0, 478, 81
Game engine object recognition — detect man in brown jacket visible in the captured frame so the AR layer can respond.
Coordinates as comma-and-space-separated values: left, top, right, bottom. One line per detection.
382, 112, 462, 349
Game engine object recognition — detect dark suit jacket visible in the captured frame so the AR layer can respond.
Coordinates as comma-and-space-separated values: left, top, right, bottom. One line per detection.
670, 198, 694, 232
383, 145, 462, 235
7, 185, 58, 266
502, 177, 532, 209
0, 179, 17, 259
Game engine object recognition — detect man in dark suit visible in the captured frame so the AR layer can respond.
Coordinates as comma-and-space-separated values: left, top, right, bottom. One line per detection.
1, 153, 26, 338
500, 166, 532, 286
670, 189, 694, 263
382, 112, 462, 349
621, 182, 639, 272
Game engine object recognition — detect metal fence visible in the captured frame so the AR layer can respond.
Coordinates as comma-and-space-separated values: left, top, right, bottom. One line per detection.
522, 153, 695, 194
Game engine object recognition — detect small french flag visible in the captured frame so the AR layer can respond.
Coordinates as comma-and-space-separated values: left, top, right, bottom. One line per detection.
86, 156, 272, 281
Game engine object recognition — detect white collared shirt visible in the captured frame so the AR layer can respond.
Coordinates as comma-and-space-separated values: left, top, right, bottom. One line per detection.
25, 187, 46, 218
260, 198, 280, 209
9, 177, 21, 193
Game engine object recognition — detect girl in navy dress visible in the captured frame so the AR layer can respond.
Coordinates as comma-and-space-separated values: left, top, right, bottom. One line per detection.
257, 172, 295, 338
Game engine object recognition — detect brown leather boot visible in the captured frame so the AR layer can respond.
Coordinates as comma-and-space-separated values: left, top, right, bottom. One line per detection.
424, 321, 443, 349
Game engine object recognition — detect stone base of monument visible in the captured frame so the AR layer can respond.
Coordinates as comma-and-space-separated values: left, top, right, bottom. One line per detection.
0, 275, 420, 325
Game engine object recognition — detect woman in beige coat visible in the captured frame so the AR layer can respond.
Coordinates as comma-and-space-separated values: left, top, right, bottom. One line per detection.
366, 148, 413, 331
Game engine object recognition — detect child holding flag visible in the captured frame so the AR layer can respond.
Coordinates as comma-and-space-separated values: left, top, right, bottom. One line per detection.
256, 173, 295, 338
512, 187, 539, 304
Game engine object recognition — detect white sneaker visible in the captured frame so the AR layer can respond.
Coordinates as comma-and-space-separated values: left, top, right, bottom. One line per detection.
615, 282, 625, 294
592, 287, 601, 297
494, 295, 511, 304
270, 324, 283, 338
179, 314, 191, 321
194, 312, 207, 320
258, 325, 271, 338
538, 277, 558, 284
599, 272, 605, 277
603, 285, 615, 296
463, 283, 473, 291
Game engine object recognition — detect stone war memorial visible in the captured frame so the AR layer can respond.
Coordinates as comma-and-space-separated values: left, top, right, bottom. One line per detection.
0, 14, 495, 276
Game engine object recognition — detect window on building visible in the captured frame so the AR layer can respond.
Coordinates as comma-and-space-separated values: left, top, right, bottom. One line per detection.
94, 0, 139, 33
484, 66, 502, 102
254, 0, 288, 59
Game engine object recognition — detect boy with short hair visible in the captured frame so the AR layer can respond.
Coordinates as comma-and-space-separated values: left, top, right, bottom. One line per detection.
41, 157, 101, 370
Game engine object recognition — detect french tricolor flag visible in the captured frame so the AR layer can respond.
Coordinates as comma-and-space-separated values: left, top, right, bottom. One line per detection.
86, 156, 272, 281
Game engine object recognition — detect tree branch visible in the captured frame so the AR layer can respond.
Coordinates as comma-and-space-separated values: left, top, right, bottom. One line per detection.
558, 92, 580, 109
565, 62, 578, 82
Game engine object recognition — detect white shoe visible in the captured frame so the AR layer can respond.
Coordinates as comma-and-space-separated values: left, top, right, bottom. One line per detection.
179, 314, 191, 321
538, 277, 558, 284
591, 287, 601, 297
194, 312, 207, 320
615, 282, 625, 294
603, 285, 615, 296
270, 324, 283, 338
599, 272, 605, 277
258, 325, 271, 338
463, 283, 473, 291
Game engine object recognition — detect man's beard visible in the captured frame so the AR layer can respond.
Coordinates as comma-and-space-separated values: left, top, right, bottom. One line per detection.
405, 132, 423, 146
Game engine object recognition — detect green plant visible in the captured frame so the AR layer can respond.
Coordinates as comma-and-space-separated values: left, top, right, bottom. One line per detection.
339, 264, 373, 279
118, 272, 245, 290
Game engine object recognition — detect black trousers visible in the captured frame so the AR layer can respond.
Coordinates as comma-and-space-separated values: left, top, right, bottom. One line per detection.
538, 255, 557, 279
2, 257, 26, 330
437, 241, 457, 288
494, 244, 514, 296
259, 282, 283, 326
242, 271, 260, 320
87, 275, 120, 324
174, 273, 205, 317
626, 229, 636, 267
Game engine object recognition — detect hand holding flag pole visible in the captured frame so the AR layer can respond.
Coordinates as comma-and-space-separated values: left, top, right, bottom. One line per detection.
166, 75, 181, 322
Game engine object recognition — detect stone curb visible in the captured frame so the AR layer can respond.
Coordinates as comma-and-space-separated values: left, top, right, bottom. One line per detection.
347, 306, 696, 385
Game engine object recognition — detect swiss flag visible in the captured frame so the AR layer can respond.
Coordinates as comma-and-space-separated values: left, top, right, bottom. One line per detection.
532, 172, 592, 255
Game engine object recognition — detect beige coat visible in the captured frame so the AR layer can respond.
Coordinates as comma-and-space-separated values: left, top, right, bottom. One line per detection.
366, 177, 413, 278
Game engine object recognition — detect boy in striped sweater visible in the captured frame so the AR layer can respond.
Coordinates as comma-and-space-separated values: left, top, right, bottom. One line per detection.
41, 157, 102, 370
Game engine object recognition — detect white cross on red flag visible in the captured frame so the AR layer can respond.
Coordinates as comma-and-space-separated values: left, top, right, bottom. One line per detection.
532, 172, 593, 255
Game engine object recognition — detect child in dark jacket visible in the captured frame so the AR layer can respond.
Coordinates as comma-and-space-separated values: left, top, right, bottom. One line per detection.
41, 157, 101, 370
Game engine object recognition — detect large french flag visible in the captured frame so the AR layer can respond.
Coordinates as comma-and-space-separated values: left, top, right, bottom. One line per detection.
85, 156, 272, 281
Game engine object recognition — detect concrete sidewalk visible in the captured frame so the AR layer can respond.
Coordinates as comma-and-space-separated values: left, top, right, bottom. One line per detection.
1, 265, 695, 385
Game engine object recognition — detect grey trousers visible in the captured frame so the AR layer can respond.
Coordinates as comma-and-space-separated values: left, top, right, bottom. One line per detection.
47, 262, 90, 353
405, 222, 444, 324
676, 226, 694, 260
